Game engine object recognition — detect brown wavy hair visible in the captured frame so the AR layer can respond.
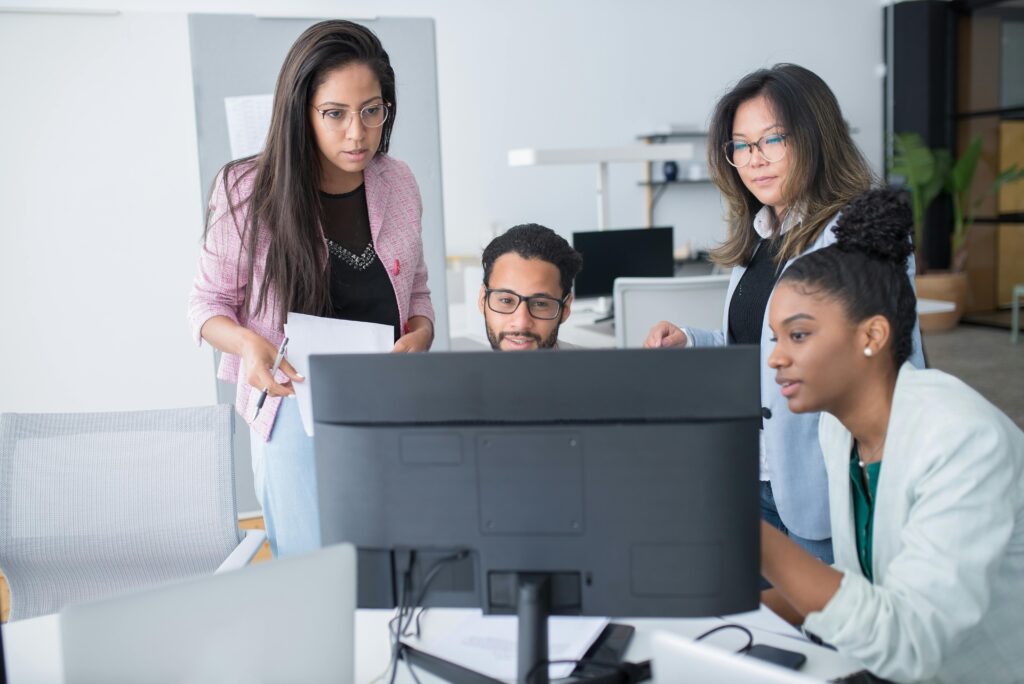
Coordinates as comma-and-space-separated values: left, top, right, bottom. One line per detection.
707, 64, 873, 268
204, 20, 397, 325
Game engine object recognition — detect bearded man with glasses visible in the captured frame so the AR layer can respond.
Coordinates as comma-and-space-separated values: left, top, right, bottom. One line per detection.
478, 224, 584, 351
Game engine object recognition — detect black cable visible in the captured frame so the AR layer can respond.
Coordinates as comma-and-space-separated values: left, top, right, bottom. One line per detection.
404, 655, 424, 684
693, 623, 755, 654
400, 550, 470, 639
389, 550, 472, 679
387, 556, 416, 684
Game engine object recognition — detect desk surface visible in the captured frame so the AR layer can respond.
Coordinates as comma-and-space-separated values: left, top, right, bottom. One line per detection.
3, 607, 860, 683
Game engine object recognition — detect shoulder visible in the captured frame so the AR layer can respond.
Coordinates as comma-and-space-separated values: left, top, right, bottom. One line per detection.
817, 212, 842, 249
892, 365, 1023, 459
368, 154, 417, 187
213, 158, 258, 208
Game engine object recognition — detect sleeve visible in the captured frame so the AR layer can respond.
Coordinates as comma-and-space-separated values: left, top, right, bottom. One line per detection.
405, 170, 435, 324
681, 326, 725, 348
186, 169, 248, 345
802, 419, 1017, 682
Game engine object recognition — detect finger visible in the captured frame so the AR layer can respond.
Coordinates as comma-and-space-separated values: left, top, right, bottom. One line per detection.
279, 359, 304, 382
663, 330, 686, 347
252, 368, 293, 397
643, 323, 670, 348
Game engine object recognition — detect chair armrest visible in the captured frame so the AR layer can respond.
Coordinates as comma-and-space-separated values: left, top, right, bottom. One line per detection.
215, 529, 267, 574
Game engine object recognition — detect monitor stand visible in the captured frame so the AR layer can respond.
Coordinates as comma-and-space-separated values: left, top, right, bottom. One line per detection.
403, 573, 631, 684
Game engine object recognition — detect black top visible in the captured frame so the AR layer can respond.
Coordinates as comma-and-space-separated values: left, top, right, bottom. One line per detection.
728, 237, 783, 345
321, 185, 400, 342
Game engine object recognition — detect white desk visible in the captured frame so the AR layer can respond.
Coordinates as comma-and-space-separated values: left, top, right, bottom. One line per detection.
3, 607, 860, 683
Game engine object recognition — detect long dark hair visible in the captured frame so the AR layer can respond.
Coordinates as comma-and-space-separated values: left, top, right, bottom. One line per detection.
707, 63, 874, 268
204, 20, 398, 325
780, 189, 917, 367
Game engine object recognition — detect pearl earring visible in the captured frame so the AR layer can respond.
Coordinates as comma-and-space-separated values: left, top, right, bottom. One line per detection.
864, 347, 873, 357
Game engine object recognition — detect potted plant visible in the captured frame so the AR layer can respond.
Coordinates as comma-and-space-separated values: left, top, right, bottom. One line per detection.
891, 132, 950, 270
890, 133, 1024, 331
890, 132, 961, 331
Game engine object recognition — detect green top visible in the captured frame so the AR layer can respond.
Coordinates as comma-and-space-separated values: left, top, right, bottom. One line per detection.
850, 445, 882, 582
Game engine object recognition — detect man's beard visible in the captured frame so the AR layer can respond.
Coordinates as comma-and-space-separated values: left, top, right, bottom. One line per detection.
486, 322, 560, 350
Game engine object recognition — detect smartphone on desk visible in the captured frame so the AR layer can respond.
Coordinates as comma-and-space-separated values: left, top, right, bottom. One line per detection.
745, 643, 807, 670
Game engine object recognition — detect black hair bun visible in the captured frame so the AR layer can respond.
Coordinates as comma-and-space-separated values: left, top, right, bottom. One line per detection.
833, 188, 914, 265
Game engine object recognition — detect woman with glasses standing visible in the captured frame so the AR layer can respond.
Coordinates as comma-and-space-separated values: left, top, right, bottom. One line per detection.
188, 20, 435, 557
644, 64, 924, 571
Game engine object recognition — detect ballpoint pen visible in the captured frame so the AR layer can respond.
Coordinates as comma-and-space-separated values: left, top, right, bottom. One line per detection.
253, 336, 289, 420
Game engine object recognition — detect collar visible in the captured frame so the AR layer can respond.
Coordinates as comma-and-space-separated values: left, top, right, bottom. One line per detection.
752, 204, 804, 239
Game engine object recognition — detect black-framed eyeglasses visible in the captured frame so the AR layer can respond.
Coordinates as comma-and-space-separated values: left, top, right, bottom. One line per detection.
724, 132, 787, 168
484, 288, 568, 320
313, 101, 391, 131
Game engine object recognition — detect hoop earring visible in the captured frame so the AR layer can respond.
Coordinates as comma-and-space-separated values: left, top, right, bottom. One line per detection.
864, 347, 873, 357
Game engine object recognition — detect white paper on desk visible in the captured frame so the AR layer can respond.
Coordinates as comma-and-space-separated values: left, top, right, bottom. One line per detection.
283, 313, 393, 436
224, 94, 273, 159
411, 612, 609, 680
725, 605, 807, 641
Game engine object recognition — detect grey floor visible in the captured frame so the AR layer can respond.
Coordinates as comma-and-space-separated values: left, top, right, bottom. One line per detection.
923, 324, 1024, 429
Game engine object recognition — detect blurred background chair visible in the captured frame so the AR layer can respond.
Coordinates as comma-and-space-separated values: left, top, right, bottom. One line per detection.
0, 404, 264, 621
613, 275, 731, 349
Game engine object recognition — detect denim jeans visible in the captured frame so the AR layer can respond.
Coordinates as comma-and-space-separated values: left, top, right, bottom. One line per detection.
760, 480, 833, 590
250, 397, 322, 558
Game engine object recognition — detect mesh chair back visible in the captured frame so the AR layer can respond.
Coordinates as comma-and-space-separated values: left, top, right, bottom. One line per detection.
0, 405, 241, 621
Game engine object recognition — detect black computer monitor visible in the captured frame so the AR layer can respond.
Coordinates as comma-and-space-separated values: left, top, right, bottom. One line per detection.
572, 227, 674, 299
311, 348, 760, 683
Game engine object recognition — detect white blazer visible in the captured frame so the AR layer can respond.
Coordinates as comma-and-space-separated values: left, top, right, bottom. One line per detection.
803, 364, 1024, 683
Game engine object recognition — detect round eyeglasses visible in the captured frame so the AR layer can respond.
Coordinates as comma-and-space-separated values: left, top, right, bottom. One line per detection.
313, 101, 391, 132
724, 133, 787, 168
484, 288, 568, 321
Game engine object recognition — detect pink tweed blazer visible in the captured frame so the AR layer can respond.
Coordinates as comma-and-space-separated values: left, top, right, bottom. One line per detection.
187, 154, 435, 441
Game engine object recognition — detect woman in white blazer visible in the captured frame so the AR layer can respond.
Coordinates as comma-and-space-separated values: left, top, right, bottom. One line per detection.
761, 189, 1024, 683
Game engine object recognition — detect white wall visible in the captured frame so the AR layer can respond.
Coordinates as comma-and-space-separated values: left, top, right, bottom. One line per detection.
0, 0, 885, 414
0, 11, 213, 413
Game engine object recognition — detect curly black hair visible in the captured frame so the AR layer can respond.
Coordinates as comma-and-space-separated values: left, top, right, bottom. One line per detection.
481, 224, 584, 297
779, 188, 917, 366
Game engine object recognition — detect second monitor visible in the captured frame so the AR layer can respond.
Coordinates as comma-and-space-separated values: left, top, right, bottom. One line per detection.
572, 226, 674, 299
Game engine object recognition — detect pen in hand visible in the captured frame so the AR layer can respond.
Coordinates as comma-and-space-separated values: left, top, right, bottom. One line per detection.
253, 336, 289, 420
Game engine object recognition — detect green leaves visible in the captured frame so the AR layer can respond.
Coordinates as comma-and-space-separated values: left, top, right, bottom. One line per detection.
891, 133, 1024, 270
891, 132, 950, 259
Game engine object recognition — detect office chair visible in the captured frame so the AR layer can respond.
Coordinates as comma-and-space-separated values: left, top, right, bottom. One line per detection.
0, 405, 265, 621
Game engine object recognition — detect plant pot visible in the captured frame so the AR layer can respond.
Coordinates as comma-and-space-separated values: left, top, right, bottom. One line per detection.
915, 271, 968, 332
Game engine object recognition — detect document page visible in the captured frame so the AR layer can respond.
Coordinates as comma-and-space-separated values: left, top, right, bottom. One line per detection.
224, 93, 272, 159
411, 611, 609, 680
283, 313, 393, 436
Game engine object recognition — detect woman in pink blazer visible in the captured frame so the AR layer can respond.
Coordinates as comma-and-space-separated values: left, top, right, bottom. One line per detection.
188, 20, 435, 557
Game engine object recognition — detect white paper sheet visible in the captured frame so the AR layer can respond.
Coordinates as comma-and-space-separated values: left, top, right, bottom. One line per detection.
224, 94, 273, 159
725, 605, 807, 641
410, 611, 609, 680
283, 313, 394, 436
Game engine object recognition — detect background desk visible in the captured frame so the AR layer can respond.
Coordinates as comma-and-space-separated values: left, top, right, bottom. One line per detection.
4, 607, 860, 683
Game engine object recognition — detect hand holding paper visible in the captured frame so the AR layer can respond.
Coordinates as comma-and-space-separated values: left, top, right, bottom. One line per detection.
283, 313, 394, 436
